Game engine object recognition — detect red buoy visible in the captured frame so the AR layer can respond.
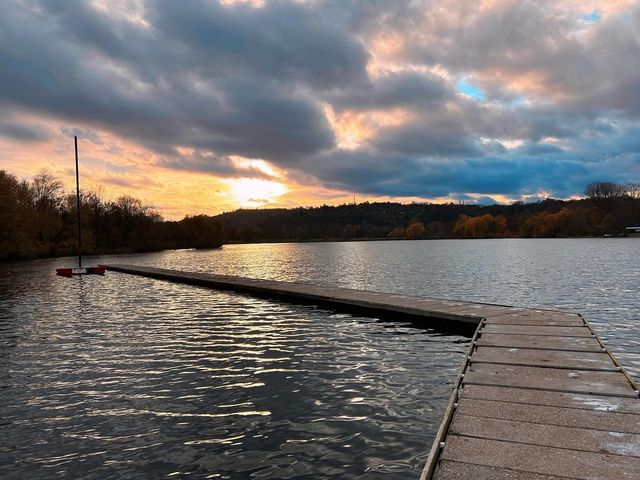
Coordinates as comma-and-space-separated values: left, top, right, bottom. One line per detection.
56, 265, 106, 277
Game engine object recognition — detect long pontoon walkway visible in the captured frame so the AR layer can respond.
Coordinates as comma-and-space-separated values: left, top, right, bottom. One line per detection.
106, 264, 640, 479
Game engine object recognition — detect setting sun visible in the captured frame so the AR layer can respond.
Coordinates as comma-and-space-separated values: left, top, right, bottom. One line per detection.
228, 178, 288, 207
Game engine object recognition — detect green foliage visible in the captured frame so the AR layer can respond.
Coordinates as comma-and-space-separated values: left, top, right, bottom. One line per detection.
0, 170, 223, 260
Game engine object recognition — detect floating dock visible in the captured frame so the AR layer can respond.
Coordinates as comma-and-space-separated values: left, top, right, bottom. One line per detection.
106, 264, 640, 479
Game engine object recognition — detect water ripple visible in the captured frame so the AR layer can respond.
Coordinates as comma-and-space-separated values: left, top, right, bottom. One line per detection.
105, 239, 640, 379
0, 259, 466, 479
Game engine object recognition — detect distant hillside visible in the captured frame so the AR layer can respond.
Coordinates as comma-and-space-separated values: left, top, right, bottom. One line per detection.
214, 184, 640, 243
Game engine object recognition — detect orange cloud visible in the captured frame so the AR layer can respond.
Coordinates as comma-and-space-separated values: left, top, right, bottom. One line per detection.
323, 104, 416, 149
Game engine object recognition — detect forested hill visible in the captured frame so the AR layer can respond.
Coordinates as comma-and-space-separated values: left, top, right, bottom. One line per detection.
215, 183, 640, 243
3, 167, 638, 261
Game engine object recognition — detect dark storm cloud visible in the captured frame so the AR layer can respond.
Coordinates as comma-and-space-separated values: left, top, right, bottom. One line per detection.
1, 0, 639, 201
42, 0, 131, 59
150, 0, 369, 88
373, 121, 481, 157
325, 71, 451, 111
0, 0, 347, 169
305, 150, 601, 199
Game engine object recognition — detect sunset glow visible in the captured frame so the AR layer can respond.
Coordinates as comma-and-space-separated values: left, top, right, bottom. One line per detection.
228, 178, 288, 208
0, 0, 638, 219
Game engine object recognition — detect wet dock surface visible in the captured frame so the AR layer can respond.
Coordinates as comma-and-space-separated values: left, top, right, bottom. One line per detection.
106, 264, 640, 480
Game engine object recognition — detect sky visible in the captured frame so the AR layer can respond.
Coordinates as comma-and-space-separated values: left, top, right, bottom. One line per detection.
1, 0, 639, 219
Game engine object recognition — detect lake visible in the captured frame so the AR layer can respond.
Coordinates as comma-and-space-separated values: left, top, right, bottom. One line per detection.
1, 238, 638, 479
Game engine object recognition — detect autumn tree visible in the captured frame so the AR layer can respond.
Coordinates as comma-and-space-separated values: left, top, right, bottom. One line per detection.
0, 171, 35, 258
387, 227, 406, 239
0, 169, 225, 259
406, 222, 427, 239
454, 214, 507, 238
585, 181, 634, 224
31, 170, 64, 255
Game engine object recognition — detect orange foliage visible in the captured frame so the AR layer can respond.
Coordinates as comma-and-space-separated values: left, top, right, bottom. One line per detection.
520, 207, 573, 237
387, 226, 406, 239
453, 214, 507, 238
406, 222, 427, 239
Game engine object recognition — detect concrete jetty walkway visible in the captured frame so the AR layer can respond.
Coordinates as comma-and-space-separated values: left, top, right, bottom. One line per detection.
106, 264, 640, 479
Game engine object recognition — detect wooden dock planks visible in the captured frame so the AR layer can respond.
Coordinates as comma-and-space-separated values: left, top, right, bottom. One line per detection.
104, 265, 640, 480
439, 436, 640, 479
430, 311, 640, 480
476, 333, 605, 352
105, 264, 499, 326
470, 347, 618, 371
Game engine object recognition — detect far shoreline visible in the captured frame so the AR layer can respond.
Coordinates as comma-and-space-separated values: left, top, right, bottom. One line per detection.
3, 235, 636, 264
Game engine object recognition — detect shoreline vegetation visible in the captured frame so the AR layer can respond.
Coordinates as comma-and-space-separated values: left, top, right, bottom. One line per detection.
1, 169, 638, 261
215, 181, 640, 244
0, 170, 223, 261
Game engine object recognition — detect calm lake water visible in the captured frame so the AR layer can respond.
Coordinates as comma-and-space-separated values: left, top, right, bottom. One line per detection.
1, 238, 638, 479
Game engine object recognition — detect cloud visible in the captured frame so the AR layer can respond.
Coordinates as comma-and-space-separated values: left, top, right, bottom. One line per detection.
0, 0, 639, 207
326, 71, 451, 111
402, 0, 640, 112
98, 173, 160, 189
0, 118, 50, 142
157, 150, 277, 179
150, 0, 369, 88
372, 121, 481, 157
301, 118, 640, 199
0, 0, 341, 162
61, 127, 104, 145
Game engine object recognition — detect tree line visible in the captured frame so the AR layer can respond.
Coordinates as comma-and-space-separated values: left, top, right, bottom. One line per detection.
215, 181, 640, 242
0, 170, 223, 260
2, 170, 638, 261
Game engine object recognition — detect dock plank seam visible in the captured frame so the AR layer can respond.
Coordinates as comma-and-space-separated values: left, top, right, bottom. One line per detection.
469, 360, 621, 372
449, 405, 640, 435
457, 394, 640, 414
446, 431, 640, 459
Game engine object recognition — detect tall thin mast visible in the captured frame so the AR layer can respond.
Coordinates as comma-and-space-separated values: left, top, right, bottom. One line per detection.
74, 135, 82, 268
